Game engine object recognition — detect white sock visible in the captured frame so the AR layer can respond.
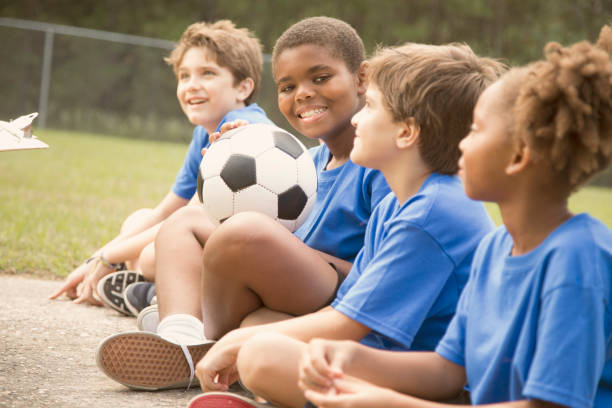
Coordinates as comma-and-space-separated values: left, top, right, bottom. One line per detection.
156, 314, 206, 345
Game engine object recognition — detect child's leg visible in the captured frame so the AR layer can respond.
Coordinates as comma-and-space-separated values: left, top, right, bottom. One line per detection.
120, 208, 154, 234
136, 241, 156, 281
201, 212, 340, 339
120, 208, 155, 271
237, 332, 307, 408
154, 206, 216, 321
240, 307, 293, 328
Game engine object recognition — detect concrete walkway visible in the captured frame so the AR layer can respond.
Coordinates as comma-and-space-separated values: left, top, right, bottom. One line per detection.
0, 275, 204, 407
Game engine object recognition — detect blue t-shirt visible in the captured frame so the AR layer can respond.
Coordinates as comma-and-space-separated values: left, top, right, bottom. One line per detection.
436, 214, 612, 408
171, 103, 273, 199
332, 173, 494, 351
293, 144, 390, 262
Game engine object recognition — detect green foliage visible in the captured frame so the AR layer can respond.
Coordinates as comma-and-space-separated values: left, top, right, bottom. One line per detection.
3, 0, 610, 62
2, 2, 610, 139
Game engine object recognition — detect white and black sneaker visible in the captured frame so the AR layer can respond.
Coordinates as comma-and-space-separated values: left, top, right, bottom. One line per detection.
97, 270, 145, 315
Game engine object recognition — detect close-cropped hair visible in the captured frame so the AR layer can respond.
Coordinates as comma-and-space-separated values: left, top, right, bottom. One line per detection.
272, 16, 365, 77
506, 24, 612, 190
367, 43, 505, 174
165, 20, 263, 105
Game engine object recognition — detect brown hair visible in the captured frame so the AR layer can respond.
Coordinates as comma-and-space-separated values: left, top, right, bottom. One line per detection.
504, 24, 612, 190
272, 16, 365, 77
367, 43, 505, 174
165, 20, 263, 105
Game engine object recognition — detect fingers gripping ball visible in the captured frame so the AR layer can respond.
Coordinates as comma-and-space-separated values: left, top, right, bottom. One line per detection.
196, 124, 317, 232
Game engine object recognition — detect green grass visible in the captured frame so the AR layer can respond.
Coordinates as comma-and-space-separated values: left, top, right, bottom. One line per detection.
2, 129, 612, 278
0, 129, 186, 277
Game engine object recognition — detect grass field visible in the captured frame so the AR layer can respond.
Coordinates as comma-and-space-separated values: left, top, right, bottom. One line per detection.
2, 129, 612, 278
0, 129, 186, 277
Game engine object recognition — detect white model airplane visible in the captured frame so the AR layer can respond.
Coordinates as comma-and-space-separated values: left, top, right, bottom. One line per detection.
0, 112, 49, 152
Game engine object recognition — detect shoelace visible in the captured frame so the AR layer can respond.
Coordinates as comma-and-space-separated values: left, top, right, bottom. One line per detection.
179, 343, 195, 390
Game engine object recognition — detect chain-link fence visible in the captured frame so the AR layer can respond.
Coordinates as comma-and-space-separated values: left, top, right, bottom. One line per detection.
3, 17, 612, 185
0, 17, 293, 145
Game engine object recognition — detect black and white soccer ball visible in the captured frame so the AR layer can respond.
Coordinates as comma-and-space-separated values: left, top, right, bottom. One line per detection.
196, 123, 317, 232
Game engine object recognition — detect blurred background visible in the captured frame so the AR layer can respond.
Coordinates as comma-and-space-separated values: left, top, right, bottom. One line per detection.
1, 0, 611, 180
2, 1, 611, 275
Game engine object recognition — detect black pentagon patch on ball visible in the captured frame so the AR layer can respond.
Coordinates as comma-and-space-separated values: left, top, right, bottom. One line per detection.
278, 185, 308, 220
220, 154, 257, 192
273, 131, 303, 159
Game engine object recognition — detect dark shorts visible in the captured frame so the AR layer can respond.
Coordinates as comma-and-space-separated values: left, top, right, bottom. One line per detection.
319, 262, 346, 308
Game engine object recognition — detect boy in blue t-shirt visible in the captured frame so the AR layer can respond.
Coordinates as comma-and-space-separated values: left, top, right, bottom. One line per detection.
50, 20, 273, 308
298, 26, 612, 408
95, 17, 390, 391
186, 42, 504, 407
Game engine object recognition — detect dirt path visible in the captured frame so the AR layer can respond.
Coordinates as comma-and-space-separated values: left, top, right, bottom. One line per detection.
0, 275, 205, 407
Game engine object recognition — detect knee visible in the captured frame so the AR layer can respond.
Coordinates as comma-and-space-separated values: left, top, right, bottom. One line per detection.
138, 242, 156, 281
121, 208, 154, 234
156, 206, 211, 246
237, 332, 286, 392
158, 206, 197, 236
203, 212, 278, 266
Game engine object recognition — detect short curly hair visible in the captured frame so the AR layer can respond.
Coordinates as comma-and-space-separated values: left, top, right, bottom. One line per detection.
271, 16, 365, 77
165, 20, 263, 105
505, 24, 612, 190
367, 43, 505, 174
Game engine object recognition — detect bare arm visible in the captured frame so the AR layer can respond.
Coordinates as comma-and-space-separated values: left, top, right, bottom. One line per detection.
100, 223, 161, 264
301, 342, 563, 408
101, 193, 201, 263
50, 191, 189, 301
196, 307, 370, 390
299, 339, 465, 401
304, 375, 565, 408
116, 191, 190, 240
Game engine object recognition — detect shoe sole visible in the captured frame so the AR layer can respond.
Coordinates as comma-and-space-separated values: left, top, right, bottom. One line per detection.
96, 271, 144, 316
96, 331, 214, 391
188, 392, 270, 408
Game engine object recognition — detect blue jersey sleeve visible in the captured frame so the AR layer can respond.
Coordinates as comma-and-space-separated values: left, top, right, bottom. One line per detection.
435, 276, 472, 367
435, 234, 491, 367
172, 127, 209, 199
333, 221, 454, 348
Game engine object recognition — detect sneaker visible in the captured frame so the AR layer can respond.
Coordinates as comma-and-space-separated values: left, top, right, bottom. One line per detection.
95, 331, 215, 391
96, 270, 145, 315
123, 281, 156, 316
136, 304, 159, 333
188, 392, 273, 408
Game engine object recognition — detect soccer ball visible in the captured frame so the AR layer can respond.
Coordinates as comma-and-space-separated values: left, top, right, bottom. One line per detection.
196, 123, 317, 232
